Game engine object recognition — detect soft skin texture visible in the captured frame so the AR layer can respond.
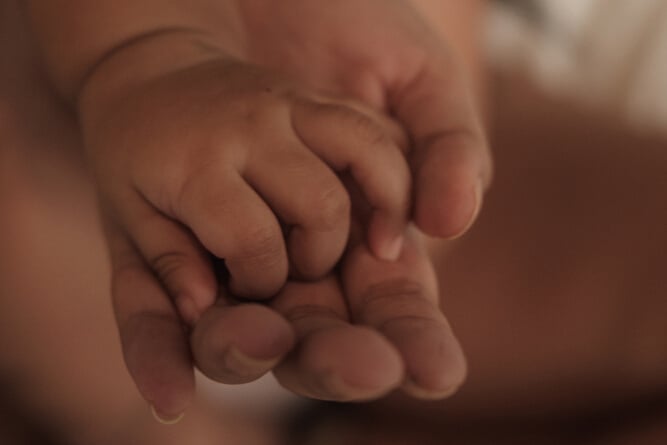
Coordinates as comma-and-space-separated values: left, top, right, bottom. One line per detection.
23, 0, 489, 418
88, 55, 412, 302
4, 1, 667, 443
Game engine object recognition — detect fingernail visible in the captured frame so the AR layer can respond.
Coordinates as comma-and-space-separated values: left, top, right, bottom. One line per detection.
402, 378, 460, 400
379, 234, 404, 262
321, 372, 359, 401
452, 180, 484, 240
223, 346, 282, 378
321, 372, 392, 402
471, 179, 483, 224
151, 405, 185, 425
175, 296, 200, 326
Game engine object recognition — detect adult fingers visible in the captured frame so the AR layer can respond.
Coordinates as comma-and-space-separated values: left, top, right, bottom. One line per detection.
245, 146, 350, 280
271, 277, 404, 401
104, 218, 194, 423
293, 99, 412, 261
342, 228, 467, 399
176, 169, 288, 299
390, 55, 492, 239
111, 190, 217, 324
190, 290, 295, 384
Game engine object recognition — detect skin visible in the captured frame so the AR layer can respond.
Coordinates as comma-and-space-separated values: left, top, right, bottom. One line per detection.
310, 77, 667, 444
4, 61, 667, 444
23, 0, 491, 420
2, 1, 667, 443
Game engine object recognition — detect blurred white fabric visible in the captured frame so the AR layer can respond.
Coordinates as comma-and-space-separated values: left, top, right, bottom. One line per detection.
198, 372, 300, 421
488, 0, 667, 133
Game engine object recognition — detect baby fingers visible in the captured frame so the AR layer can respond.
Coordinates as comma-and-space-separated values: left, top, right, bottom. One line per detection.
175, 170, 289, 299
107, 189, 217, 325
292, 99, 412, 262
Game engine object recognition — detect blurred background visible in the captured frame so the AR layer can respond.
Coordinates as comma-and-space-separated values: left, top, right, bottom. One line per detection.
489, 0, 667, 134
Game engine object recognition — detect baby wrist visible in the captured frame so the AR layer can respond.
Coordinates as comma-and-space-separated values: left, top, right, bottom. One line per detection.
75, 29, 236, 125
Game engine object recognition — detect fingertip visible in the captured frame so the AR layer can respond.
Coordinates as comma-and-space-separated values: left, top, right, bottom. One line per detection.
170, 270, 218, 325
296, 326, 404, 401
220, 305, 296, 364
151, 405, 186, 425
401, 350, 467, 400
384, 316, 468, 400
287, 226, 346, 281
192, 304, 295, 384
382, 235, 405, 262
121, 314, 196, 422
415, 178, 483, 239
368, 213, 406, 262
174, 295, 201, 326
180, 270, 219, 315
145, 386, 194, 426
221, 346, 285, 382
403, 329, 467, 400
402, 378, 462, 400
371, 233, 404, 262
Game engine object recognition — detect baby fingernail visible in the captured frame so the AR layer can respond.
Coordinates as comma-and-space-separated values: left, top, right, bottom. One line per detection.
175, 296, 200, 326
379, 234, 404, 262
151, 405, 185, 425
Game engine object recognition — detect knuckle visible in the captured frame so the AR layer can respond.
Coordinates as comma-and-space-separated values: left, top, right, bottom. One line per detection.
308, 182, 350, 230
234, 225, 284, 266
380, 158, 412, 211
358, 279, 439, 325
378, 313, 444, 335
363, 279, 425, 306
283, 304, 342, 325
224, 89, 284, 128
236, 99, 275, 126
149, 250, 190, 283
344, 110, 390, 148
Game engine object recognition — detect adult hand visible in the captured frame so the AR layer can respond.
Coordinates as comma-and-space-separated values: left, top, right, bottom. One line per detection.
238, 0, 493, 237
107, 0, 485, 419
191, 226, 466, 402
108, 221, 465, 421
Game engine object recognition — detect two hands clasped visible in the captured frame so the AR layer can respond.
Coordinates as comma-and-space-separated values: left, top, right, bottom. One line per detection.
67, 0, 492, 421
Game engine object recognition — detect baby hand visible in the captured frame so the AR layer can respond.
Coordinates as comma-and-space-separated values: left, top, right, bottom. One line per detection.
81, 49, 410, 324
